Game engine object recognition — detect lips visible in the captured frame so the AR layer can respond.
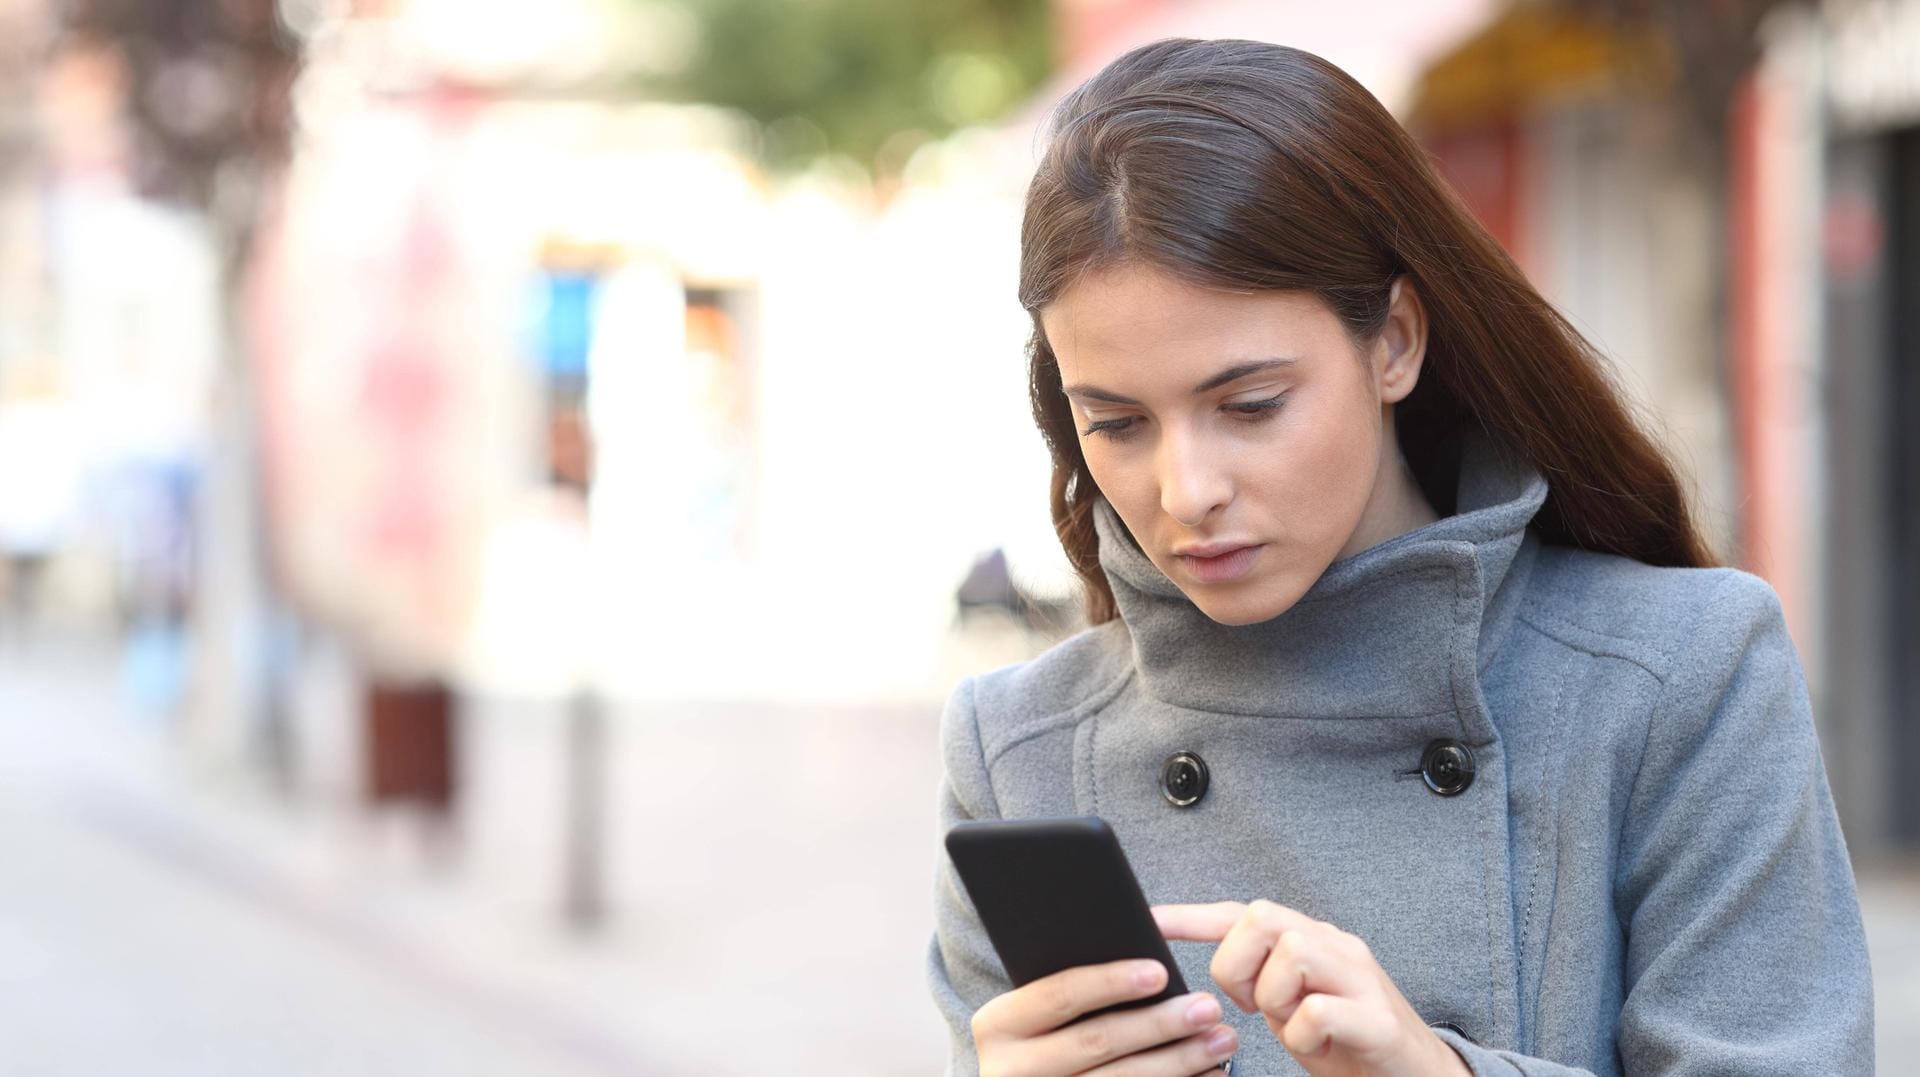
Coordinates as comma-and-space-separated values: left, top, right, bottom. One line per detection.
1174, 543, 1264, 583
1173, 541, 1259, 559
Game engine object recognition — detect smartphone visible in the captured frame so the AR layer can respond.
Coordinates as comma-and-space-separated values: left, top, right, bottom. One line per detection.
944, 815, 1190, 1026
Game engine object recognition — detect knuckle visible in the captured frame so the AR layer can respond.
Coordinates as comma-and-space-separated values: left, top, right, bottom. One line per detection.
1281, 1016, 1309, 1053
972, 996, 1004, 1040
1179, 1028, 1229, 1073
1158, 995, 1187, 1034
1117, 961, 1153, 996
1073, 1018, 1112, 1059
1209, 951, 1232, 986
1101, 1037, 1164, 1077
1162, 992, 1207, 1031
1044, 978, 1080, 1024
1253, 976, 1284, 1015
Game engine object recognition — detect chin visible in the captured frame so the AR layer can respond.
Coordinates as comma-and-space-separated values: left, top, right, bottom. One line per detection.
1188, 575, 1307, 626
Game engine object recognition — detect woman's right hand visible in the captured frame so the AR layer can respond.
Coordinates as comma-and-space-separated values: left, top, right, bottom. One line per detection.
971, 958, 1240, 1076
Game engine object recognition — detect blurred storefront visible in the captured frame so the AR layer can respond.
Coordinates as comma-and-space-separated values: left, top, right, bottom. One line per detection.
241, 0, 1067, 886
1818, 0, 1920, 853
1408, 0, 1920, 859
247, 2, 771, 820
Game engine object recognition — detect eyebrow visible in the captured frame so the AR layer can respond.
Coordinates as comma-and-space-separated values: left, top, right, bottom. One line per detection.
1061, 357, 1299, 406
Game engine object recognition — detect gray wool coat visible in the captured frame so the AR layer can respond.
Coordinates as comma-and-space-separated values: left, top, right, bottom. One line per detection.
925, 429, 1875, 1075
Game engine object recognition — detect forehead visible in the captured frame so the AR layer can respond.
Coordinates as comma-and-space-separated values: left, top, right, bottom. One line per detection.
1040, 263, 1335, 376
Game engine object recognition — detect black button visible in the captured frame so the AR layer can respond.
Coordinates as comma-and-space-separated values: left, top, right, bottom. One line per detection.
1420, 740, 1475, 796
1431, 1020, 1478, 1045
1160, 751, 1209, 807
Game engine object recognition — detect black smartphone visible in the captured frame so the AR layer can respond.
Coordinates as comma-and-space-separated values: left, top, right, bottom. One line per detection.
944, 815, 1189, 1026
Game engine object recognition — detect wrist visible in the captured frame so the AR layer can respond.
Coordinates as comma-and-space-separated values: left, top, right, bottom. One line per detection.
1427, 1029, 1472, 1076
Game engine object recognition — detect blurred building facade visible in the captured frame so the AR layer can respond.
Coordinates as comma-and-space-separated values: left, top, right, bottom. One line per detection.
1815, 0, 1920, 856
3, 0, 1913, 941
3, 3, 1918, 1070
1407, 0, 1920, 860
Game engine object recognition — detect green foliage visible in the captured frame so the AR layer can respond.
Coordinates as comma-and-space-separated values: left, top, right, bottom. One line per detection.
633, 0, 1054, 178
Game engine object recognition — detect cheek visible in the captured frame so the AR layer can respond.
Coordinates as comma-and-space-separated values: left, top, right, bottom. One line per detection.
1085, 454, 1153, 519
1256, 393, 1379, 533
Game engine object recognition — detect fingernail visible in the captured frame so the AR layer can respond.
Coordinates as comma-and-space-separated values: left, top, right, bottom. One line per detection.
1206, 1025, 1237, 1056
1185, 995, 1220, 1026
1134, 962, 1162, 988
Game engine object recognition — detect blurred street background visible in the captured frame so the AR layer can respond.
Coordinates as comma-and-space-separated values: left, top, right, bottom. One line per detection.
0, 0, 1915, 1073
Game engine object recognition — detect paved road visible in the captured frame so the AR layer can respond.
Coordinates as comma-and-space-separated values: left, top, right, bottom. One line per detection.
0, 633, 672, 1076
0, 633, 952, 1075
0, 784, 658, 1077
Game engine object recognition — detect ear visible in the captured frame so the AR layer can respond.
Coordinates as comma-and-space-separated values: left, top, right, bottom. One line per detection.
1374, 275, 1427, 405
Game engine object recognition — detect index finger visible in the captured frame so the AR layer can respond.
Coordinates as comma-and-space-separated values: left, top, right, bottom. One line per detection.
1152, 901, 1249, 942
987, 958, 1169, 1038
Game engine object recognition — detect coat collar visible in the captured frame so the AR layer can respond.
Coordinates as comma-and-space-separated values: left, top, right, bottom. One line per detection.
1091, 428, 1550, 719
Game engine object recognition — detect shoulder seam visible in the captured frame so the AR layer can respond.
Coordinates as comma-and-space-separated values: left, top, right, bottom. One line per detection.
1609, 572, 1734, 906
982, 663, 1136, 765
1513, 608, 1669, 684
960, 674, 1003, 819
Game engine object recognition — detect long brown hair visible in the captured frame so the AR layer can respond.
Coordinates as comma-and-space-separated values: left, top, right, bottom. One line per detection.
1019, 38, 1718, 626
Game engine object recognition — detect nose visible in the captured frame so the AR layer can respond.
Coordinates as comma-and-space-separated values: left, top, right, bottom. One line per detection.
1157, 425, 1229, 527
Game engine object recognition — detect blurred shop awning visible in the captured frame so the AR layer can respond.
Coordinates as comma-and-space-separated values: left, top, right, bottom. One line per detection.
1407, 3, 1673, 133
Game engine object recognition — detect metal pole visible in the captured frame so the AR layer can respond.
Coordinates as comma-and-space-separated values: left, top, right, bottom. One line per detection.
564, 684, 606, 930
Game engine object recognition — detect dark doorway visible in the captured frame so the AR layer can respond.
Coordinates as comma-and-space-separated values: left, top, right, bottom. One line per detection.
1822, 125, 1920, 856
1888, 127, 1920, 846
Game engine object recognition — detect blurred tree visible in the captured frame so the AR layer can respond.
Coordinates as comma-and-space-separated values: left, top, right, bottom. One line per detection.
49, 0, 303, 782
55, 0, 298, 266
635, 0, 1054, 179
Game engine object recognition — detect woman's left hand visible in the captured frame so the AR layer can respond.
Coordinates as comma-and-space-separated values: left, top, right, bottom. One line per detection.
1152, 900, 1472, 1077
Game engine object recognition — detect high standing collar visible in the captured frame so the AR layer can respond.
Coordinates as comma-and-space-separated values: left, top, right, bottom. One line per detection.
1091, 429, 1551, 719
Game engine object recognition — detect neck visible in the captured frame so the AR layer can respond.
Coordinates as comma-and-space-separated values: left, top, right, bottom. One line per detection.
1339, 428, 1441, 561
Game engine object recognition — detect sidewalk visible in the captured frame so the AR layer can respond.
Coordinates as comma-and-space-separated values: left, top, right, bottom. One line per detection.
0, 630, 957, 1075
0, 634, 656, 1076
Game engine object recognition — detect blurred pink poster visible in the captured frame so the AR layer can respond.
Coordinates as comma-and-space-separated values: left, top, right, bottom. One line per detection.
245, 92, 500, 678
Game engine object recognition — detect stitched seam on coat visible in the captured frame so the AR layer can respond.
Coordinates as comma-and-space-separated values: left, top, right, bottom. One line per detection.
1610, 574, 1728, 923
1087, 702, 1100, 816
982, 664, 1134, 764
1519, 602, 1658, 647
1514, 608, 1668, 682
1512, 610, 1666, 683
1517, 649, 1570, 1051
1455, 565, 1502, 1043
1138, 702, 1460, 722
963, 676, 1004, 820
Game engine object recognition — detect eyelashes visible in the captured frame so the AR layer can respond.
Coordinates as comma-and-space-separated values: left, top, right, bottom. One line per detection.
1080, 394, 1289, 441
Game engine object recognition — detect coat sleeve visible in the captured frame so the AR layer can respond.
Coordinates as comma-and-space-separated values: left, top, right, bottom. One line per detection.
925, 674, 1017, 1077
1436, 570, 1876, 1076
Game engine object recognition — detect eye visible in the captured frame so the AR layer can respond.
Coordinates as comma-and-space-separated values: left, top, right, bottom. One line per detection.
1082, 415, 1137, 439
1226, 393, 1288, 418
1080, 393, 1288, 441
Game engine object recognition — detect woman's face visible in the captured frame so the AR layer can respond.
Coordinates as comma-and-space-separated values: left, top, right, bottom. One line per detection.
1041, 261, 1431, 626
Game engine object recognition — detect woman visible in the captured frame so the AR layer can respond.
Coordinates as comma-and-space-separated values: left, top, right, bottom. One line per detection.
925, 38, 1874, 1077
